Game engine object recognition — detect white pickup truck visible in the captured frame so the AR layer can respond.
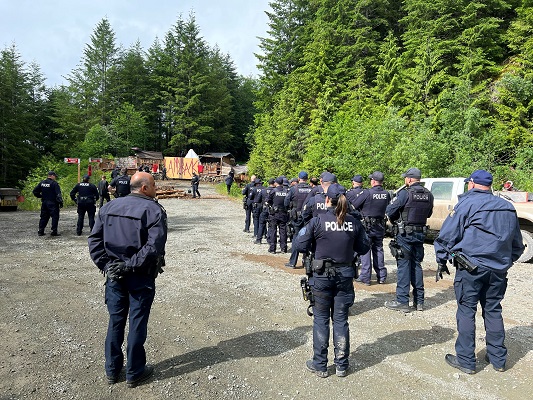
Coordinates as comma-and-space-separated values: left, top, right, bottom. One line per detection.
420, 177, 533, 263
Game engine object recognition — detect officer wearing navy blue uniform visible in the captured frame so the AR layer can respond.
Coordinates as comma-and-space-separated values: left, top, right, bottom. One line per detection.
250, 178, 265, 238
351, 171, 390, 285
295, 183, 369, 378
284, 171, 312, 268
88, 172, 167, 388
32, 170, 63, 236
70, 174, 99, 236
302, 172, 336, 223
241, 175, 256, 233
345, 175, 364, 206
267, 177, 289, 253
434, 170, 524, 374
191, 172, 201, 198
109, 168, 131, 198
385, 167, 433, 312
255, 179, 275, 245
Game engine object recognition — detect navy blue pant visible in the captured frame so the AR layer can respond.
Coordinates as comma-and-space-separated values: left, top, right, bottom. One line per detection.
269, 212, 288, 252
77, 203, 96, 235
454, 266, 508, 370
395, 232, 425, 305
192, 184, 200, 198
105, 275, 155, 381
288, 220, 304, 266
38, 201, 60, 233
359, 226, 386, 283
310, 274, 355, 372
257, 210, 269, 241
244, 203, 252, 231
252, 205, 262, 237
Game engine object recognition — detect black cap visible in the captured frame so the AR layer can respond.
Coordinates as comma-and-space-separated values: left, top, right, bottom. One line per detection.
368, 171, 384, 181
48, 171, 57, 177
401, 168, 421, 179
83, 174, 90, 181
351, 175, 363, 183
326, 183, 346, 200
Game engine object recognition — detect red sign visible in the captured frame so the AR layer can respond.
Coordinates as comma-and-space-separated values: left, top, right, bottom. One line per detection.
64, 158, 80, 164
89, 158, 102, 163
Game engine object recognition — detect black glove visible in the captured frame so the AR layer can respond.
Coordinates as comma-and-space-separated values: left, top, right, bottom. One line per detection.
436, 262, 450, 282
106, 261, 132, 281
59, 202, 64, 208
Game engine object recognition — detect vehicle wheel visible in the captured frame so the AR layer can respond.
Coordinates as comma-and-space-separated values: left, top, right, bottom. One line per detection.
517, 230, 533, 263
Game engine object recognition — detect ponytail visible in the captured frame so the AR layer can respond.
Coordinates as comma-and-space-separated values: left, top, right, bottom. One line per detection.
330, 194, 348, 226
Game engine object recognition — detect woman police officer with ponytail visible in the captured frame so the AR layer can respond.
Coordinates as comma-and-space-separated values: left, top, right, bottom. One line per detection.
294, 181, 369, 378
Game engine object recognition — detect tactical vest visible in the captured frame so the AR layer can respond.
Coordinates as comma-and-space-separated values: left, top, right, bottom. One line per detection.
400, 185, 432, 225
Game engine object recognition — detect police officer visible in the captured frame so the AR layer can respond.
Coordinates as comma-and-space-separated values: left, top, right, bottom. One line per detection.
295, 183, 369, 378
109, 168, 131, 198
434, 170, 524, 374
250, 178, 265, 239
255, 178, 276, 245
70, 174, 99, 236
88, 172, 167, 388
161, 166, 168, 180
267, 177, 289, 254
98, 175, 111, 208
225, 169, 235, 194
241, 174, 256, 233
384, 167, 434, 312
351, 171, 390, 285
111, 166, 120, 180
302, 172, 336, 223
32, 171, 63, 236
345, 175, 364, 206
284, 171, 312, 268
191, 172, 201, 198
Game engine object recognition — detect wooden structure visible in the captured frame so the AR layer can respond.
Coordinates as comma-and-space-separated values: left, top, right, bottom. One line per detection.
199, 152, 237, 179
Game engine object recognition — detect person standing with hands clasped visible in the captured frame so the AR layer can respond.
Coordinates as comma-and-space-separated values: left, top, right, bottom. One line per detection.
88, 172, 167, 388
294, 183, 369, 378
434, 169, 524, 374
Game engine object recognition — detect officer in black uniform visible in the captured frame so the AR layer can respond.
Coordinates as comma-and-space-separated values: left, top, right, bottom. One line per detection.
267, 177, 289, 254
351, 171, 390, 285
109, 168, 131, 198
225, 169, 235, 194
191, 172, 201, 198
384, 167, 434, 312
32, 170, 63, 236
284, 171, 312, 268
345, 175, 364, 206
88, 172, 167, 388
302, 172, 336, 223
255, 178, 275, 245
70, 174, 99, 236
241, 174, 256, 233
98, 175, 111, 208
295, 183, 369, 378
250, 178, 265, 239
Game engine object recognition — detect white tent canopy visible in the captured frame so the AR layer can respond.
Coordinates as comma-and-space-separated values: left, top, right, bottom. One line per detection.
185, 149, 199, 159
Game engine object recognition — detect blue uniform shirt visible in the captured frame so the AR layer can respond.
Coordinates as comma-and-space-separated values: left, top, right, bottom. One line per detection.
350, 185, 390, 218
295, 208, 369, 276
434, 188, 524, 271
33, 178, 62, 203
88, 193, 167, 272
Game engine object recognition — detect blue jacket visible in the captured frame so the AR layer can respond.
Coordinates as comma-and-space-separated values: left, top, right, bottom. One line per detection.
434, 188, 524, 271
88, 193, 167, 272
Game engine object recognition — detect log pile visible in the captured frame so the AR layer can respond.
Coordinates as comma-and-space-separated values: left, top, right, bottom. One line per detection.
156, 186, 188, 199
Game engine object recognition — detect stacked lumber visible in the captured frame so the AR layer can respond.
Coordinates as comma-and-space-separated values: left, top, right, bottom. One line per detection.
156, 187, 188, 199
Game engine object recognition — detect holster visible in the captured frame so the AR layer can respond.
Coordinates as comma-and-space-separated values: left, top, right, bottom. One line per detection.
453, 253, 477, 272
389, 239, 404, 260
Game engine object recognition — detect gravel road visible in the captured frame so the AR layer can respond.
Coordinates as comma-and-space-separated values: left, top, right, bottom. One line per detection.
1, 180, 532, 400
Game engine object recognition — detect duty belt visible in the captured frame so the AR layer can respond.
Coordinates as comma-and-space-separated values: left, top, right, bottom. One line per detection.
405, 225, 426, 233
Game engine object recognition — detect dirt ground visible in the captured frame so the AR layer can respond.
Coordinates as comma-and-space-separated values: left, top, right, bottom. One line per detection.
1, 180, 532, 400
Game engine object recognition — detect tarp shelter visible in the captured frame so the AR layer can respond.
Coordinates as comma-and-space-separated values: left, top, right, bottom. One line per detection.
164, 149, 200, 179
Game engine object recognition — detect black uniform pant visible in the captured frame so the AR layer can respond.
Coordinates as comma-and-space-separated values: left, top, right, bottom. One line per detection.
192, 184, 201, 198
252, 204, 262, 237
38, 201, 60, 233
269, 211, 288, 253
77, 203, 96, 235
244, 203, 252, 231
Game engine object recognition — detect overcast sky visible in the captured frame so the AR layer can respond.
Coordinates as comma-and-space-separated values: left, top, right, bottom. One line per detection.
0, 0, 271, 87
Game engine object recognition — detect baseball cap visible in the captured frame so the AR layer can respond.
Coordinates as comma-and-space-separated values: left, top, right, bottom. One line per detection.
321, 172, 337, 183
48, 171, 57, 177
369, 171, 384, 181
290, 177, 298, 183
326, 183, 346, 200
254, 178, 262, 185
275, 177, 284, 185
465, 169, 493, 186
351, 175, 363, 183
401, 167, 421, 179
268, 178, 275, 185
298, 171, 308, 179
83, 174, 90, 180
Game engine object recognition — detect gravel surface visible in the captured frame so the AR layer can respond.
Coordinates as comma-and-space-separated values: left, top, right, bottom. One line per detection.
1, 180, 532, 400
